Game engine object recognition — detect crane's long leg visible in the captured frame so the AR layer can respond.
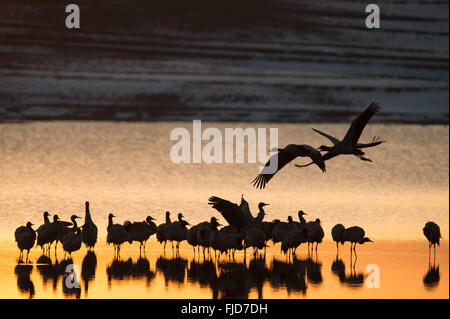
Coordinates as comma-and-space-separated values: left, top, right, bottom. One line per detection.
434, 244, 436, 264
356, 137, 385, 148
355, 154, 372, 162
350, 246, 353, 265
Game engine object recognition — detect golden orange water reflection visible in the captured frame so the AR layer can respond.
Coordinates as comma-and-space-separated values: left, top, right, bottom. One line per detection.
1, 238, 447, 299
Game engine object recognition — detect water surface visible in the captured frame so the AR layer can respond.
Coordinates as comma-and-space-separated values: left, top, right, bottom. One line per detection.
1, 239, 447, 299
0, 122, 448, 239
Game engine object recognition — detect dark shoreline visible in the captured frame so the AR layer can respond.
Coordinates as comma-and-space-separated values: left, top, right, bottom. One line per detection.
1, 118, 448, 125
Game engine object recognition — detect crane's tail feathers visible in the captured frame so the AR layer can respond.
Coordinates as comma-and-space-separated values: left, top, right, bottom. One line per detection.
356, 155, 372, 162
372, 136, 387, 143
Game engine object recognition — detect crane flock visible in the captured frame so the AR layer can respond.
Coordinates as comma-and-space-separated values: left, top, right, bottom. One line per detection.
13, 196, 372, 261
15, 196, 442, 263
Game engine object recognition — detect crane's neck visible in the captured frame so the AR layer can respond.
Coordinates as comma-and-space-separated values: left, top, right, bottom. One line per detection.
256, 207, 265, 223
108, 215, 114, 228
71, 218, 78, 229
85, 204, 93, 224
299, 215, 306, 224
44, 213, 50, 224
165, 213, 171, 224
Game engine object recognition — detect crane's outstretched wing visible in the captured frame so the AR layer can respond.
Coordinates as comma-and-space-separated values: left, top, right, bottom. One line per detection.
208, 196, 247, 232
295, 152, 339, 168
252, 144, 325, 189
342, 102, 381, 146
311, 128, 340, 145
239, 195, 254, 223
251, 148, 300, 189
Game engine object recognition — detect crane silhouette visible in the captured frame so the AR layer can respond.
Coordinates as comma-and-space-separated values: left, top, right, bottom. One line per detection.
81, 201, 98, 250
342, 226, 373, 257
423, 221, 442, 260
15, 221, 36, 262
106, 213, 131, 258
331, 224, 346, 253
296, 102, 385, 168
